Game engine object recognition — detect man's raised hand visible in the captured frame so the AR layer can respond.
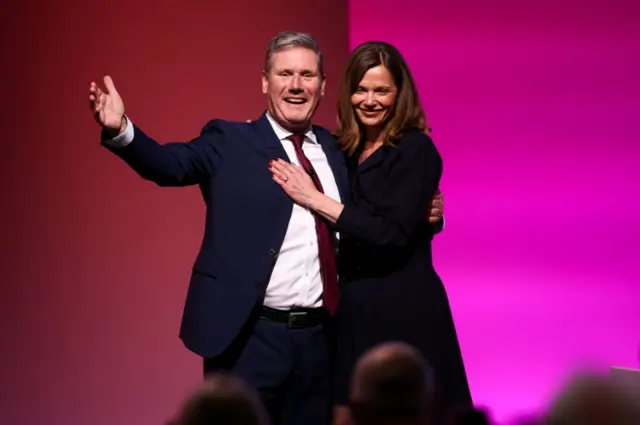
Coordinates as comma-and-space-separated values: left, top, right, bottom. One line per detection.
89, 75, 126, 136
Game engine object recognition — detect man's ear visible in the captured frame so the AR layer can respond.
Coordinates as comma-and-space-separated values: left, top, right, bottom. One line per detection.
262, 70, 268, 94
320, 74, 327, 96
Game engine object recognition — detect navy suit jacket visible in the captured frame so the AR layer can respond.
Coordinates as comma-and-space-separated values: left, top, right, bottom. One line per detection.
103, 113, 350, 358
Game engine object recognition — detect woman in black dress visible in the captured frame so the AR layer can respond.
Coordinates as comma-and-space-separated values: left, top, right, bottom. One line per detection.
269, 41, 472, 421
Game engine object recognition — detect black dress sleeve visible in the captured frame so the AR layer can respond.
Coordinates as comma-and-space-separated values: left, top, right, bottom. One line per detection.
334, 132, 442, 247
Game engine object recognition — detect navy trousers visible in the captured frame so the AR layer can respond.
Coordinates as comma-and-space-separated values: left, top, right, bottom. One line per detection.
203, 308, 332, 425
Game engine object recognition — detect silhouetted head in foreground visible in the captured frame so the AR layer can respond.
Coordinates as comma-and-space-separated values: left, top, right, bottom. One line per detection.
171, 372, 270, 425
349, 341, 436, 425
544, 372, 640, 425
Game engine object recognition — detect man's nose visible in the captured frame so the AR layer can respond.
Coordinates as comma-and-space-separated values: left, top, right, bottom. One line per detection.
288, 75, 303, 92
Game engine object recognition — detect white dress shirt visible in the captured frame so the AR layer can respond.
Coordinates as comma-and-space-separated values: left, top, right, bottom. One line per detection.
104, 113, 342, 310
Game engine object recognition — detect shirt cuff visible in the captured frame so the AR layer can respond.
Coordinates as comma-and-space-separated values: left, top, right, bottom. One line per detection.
103, 116, 134, 148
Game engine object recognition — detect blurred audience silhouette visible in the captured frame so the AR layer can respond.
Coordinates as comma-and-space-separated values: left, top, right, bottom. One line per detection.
164, 345, 640, 425
168, 372, 270, 425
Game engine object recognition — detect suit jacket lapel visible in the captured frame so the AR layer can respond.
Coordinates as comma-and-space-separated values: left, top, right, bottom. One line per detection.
246, 112, 295, 219
251, 114, 349, 204
314, 126, 349, 204
250, 112, 292, 162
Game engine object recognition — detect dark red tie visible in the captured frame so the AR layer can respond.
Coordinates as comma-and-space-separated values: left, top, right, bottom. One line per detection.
289, 134, 340, 315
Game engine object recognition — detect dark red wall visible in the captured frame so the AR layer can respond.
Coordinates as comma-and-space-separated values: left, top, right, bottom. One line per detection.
0, 2, 348, 425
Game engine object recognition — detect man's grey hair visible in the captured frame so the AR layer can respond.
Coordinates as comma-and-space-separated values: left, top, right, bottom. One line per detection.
264, 31, 324, 76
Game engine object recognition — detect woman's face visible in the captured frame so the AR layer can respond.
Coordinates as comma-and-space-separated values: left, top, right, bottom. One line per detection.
351, 65, 397, 129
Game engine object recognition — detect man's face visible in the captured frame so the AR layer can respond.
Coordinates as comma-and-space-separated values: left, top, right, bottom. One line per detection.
262, 47, 325, 132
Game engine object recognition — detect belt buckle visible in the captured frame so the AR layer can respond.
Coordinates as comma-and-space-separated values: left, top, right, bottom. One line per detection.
288, 311, 307, 328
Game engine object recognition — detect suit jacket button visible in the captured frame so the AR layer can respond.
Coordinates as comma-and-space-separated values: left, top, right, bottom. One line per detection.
268, 248, 276, 256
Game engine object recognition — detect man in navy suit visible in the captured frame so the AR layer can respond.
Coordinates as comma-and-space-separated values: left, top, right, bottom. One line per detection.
89, 31, 443, 425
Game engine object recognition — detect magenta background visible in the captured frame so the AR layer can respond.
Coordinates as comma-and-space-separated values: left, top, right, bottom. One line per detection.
349, 0, 640, 423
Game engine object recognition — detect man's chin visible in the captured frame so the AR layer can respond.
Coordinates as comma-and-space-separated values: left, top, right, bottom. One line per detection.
284, 115, 312, 129
271, 108, 314, 131
287, 118, 309, 125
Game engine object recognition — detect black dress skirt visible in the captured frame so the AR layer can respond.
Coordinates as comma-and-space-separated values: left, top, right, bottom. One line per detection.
330, 131, 472, 415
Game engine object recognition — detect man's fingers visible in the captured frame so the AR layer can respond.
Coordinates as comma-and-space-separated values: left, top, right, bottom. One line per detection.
103, 75, 118, 95
97, 92, 106, 110
89, 93, 101, 112
431, 193, 443, 208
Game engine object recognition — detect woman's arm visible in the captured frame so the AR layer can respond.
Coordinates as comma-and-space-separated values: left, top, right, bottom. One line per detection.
269, 159, 345, 223
269, 132, 442, 247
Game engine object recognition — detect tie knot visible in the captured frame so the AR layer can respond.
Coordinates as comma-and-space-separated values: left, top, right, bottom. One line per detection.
289, 134, 305, 149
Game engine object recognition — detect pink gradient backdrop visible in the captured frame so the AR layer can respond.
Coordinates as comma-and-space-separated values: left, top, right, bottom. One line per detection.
349, 0, 640, 422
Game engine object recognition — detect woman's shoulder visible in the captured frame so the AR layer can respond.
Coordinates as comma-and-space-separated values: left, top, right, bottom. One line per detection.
394, 130, 439, 158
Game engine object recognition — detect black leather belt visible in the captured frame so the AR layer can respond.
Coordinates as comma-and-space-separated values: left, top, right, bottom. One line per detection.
260, 306, 328, 328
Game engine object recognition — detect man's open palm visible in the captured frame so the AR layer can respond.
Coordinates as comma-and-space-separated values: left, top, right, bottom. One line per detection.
89, 75, 125, 133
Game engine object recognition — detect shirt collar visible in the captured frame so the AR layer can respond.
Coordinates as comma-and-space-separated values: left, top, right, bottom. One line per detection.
265, 111, 318, 144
